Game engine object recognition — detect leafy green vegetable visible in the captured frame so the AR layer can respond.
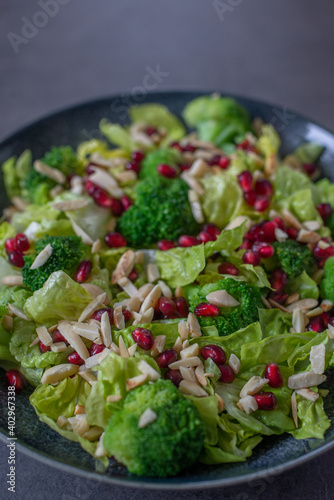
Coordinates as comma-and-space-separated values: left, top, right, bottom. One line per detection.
100, 119, 136, 150
129, 103, 186, 142
273, 239, 316, 279
139, 148, 182, 179
257, 125, 280, 157
285, 271, 319, 300
320, 256, 334, 302
2, 149, 32, 199
293, 142, 324, 164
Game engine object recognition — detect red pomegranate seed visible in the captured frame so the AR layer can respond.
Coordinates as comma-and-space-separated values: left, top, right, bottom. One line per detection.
92, 187, 113, 208
308, 315, 325, 333
240, 238, 253, 250
257, 244, 274, 259
178, 235, 201, 247
91, 307, 113, 323
270, 269, 287, 293
194, 303, 219, 317
39, 341, 51, 353
254, 179, 273, 198
52, 329, 67, 343
203, 223, 220, 239
122, 309, 132, 322
157, 239, 177, 251
242, 250, 261, 266
121, 195, 133, 211
238, 171, 253, 192
317, 203, 332, 221
157, 164, 178, 178
179, 163, 191, 172
170, 141, 183, 151
269, 292, 288, 304
85, 179, 97, 195
5, 238, 16, 254
128, 267, 138, 281
321, 312, 330, 327
254, 196, 270, 212
218, 157, 230, 169
218, 262, 239, 275
257, 221, 276, 242
89, 343, 105, 356
254, 392, 277, 410
313, 243, 334, 261
5, 369, 26, 393
200, 345, 226, 365
158, 297, 176, 317
85, 163, 96, 175
218, 364, 235, 383
273, 217, 286, 231
74, 260, 92, 283
145, 126, 157, 136
15, 233, 30, 252
286, 227, 298, 240
67, 351, 85, 365
264, 362, 283, 388
132, 327, 154, 350
175, 297, 189, 318
207, 155, 221, 166
302, 163, 317, 176
244, 190, 257, 207
329, 317, 334, 327
198, 231, 214, 243
110, 198, 124, 216
125, 160, 141, 174
237, 139, 252, 150
131, 150, 145, 162
156, 348, 178, 368
164, 368, 183, 387
105, 232, 127, 248
8, 251, 25, 268
182, 144, 196, 152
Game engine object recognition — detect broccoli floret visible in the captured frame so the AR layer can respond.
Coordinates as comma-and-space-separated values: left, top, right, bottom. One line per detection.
118, 177, 200, 247
41, 146, 83, 177
189, 278, 262, 336
273, 239, 316, 279
320, 256, 334, 303
22, 236, 82, 291
103, 379, 205, 477
139, 148, 182, 179
23, 168, 55, 205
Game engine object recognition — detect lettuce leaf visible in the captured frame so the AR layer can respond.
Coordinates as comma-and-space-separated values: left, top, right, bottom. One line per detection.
129, 104, 185, 142
2, 150, 32, 199
285, 271, 319, 300
257, 125, 280, 157
258, 308, 292, 338
11, 204, 61, 233
293, 143, 324, 164
290, 395, 330, 439
100, 119, 136, 150
0, 222, 15, 254
156, 245, 205, 288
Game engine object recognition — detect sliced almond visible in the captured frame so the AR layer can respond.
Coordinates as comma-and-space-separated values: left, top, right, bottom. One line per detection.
310, 343, 326, 375
178, 320, 190, 341
215, 392, 225, 413
292, 309, 307, 333
173, 336, 183, 354
286, 298, 318, 312
139, 284, 161, 314
118, 336, 129, 358
34, 160, 66, 184
2, 315, 14, 332
67, 414, 90, 436
274, 227, 288, 242
318, 240, 331, 250
180, 172, 204, 195
91, 239, 102, 254
106, 218, 117, 232
72, 322, 100, 342
137, 360, 160, 381
51, 342, 67, 353
29, 336, 40, 347
291, 392, 298, 427
150, 335, 166, 357
285, 293, 300, 306
140, 307, 154, 324
78, 293, 107, 322
88, 168, 123, 198
321, 299, 333, 312
78, 370, 97, 385
58, 322, 89, 360
306, 307, 323, 318
206, 290, 240, 308
237, 395, 258, 414
146, 263, 160, 283
8, 304, 30, 321
36, 326, 53, 346
295, 388, 319, 402
74, 404, 86, 415
240, 376, 269, 398
303, 220, 321, 231
114, 170, 137, 183
138, 408, 158, 428
30, 244, 53, 270
187, 312, 202, 338
174, 286, 184, 298
106, 394, 123, 403
188, 190, 205, 223
180, 343, 199, 359
225, 215, 251, 231
111, 250, 135, 284
51, 199, 90, 211
1, 275, 24, 286
100, 311, 112, 347
114, 306, 125, 330
70, 175, 84, 195
268, 298, 291, 313
229, 353, 240, 374
182, 339, 190, 349
169, 356, 202, 370
288, 372, 326, 389
57, 415, 68, 429
110, 342, 121, 355
69, 218, 94, 245
126, 373, 149, 391
157, 280, 172, 299
195, 364, 207, 386
80, 284, 110, 305
41, 363, 79, 384
117, 277, 138, 298
180, 366, 198, 383
297, 229, 321, 244
12, 196, 28, 211
95, 432, 108, 458
188, 158, 209, 177
135, 250, 144, 264
127, 343, 138, 357
137, 283, 155, 302
281, 208, 303, 230
261, 295, 272, 309
179, 380, 207, 397
82, 426, 104, 441
85, 352, 104, 369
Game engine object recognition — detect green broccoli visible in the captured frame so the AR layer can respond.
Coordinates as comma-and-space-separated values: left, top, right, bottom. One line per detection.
22, 236, 83, 291
326, 212, 334, 236
118, 177, 200, 247
273, 239, 316, 279
139, 147, 182, 180
103, 379, 205, 477
189, 278, 262, 336
320, 256, 334, 303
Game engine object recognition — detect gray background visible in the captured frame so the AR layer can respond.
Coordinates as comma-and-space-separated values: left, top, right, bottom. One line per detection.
1, 0, 334, 498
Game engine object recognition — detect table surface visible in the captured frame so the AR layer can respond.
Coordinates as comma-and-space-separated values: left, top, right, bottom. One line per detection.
1, 1, 334, 498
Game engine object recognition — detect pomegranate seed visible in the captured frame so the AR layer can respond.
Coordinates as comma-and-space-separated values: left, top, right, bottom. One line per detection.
5, 238, 16, 254
317, 203, 332, 221
270, 269, 287, 293
242, 250, 261, 266
198, 231, 214, 243
121, 195, 133, 211
203, 223, 220, 239
91, 307, 113, 323
237, 139, 252, 150
164, 369, 183, 387
131, 327, 154, 350
207, 155, 221, 166
85, 179, 97, 195
264, 362, 283, 388
254, 196, 270, 212
218, 262, 239, 275
5, 369, 26, 393
170, 141, 183, 151
15, 233, 30, 252
92, 187, 113, 208
322, 312, 330, 327
182, 144, 196, 152
67, 351, 85, 365
302, 163, 317, 176
244, 190, 257, 207
157, 239, 177, 251
254, 392, 277, 410
200, 345, 226, 365
122, 309, 132, 322
240, 239, 253, 250
218, 157, 230, 169
286, 227, 298, 240
52, 329, 67, 343
8, 251, 25, 268
238, 171, 253, 192
254, 179, 273, 198
269, 292, 288, 304
308, 315, 325, 333
158, 297, 176, 317
105, 232, 127, 248
218, 364, 235, 383
313, 243, 334, 261
89, 343, 105, 356
74, 260, 92, 283
126, 160, 141, 174
110, 198, 124, 216
175, 297, 189, 318
156, 348, 178, 368
145, 126, 157, 136
194, 303, 219, 317
273, 217, 286, 231
39, 341, 51, 353
85, 163, 96, 175
178, 235, 201, 247
257, 221, 276, 242
179, 163, 191, 172
131, 150, 145, 163
257, 244, 274, 258
128, 268, 138, 281
329, 317, 334, 327
157, 164, 178, 178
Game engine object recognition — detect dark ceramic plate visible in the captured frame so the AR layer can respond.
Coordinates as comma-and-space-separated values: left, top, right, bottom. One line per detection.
1, 91, 334, 490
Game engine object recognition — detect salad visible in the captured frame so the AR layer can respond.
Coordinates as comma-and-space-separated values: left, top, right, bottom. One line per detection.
1, 94, 334, 477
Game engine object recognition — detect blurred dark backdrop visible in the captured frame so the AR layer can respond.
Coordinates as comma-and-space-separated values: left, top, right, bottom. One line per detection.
1, 1, 334, 499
